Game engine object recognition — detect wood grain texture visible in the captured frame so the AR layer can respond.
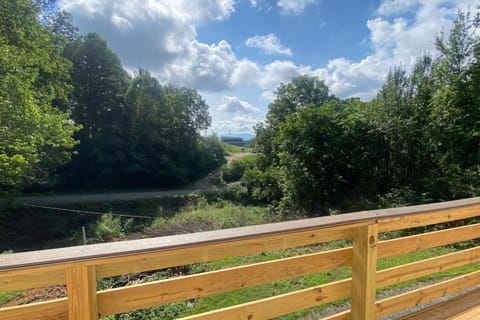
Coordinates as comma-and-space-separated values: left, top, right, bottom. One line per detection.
322, 310, 351, 320
302, 247, 480, 320
0, 266, 67, 291
377, 246, 480, 288
378, 205, 480, 233
97, 247, 352, 316
399, 287, 480, 320
0, 298, 67, 320
177, 279, 351, 320
94, 225, 357, 279
351, 224, 378, 320
376, 270, 480, 318
378, 223, 480, 259
65, 264, 97, 320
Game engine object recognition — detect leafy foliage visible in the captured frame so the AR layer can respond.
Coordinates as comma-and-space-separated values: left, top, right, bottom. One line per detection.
249, 10, 480, 215
0, 0, 78, 190
221, 155, 256, 183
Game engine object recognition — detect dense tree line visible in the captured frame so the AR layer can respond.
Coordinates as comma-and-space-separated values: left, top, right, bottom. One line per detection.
241, 11, 480, 215
3, 1, 480, 216
0, 0, 224, 194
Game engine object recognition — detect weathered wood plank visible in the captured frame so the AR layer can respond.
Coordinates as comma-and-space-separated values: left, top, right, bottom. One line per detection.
97, 247, 352, 316
351, 224, 378, 320
0, 298, 67, 320
177, 279, 351, 320
378, 223, 480, 258
65, 264, 97, 320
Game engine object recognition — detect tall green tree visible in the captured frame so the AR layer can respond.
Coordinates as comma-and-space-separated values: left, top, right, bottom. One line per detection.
428, 10, 480, 198
250, 76, 333, 206
123, 70, 217, 185
371, 56, 435, 194
0, 0, 77, 190
61, 32, 130, 187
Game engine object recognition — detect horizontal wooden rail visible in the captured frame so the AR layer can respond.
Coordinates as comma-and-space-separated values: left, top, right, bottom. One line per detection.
1, 197, 480, 320
97, 247, 352, 316
0, 298, 67, 320
376, 270, 480, 317
378, 222, 480, 258
377, 246, 480, 287
178, 279, 352, 320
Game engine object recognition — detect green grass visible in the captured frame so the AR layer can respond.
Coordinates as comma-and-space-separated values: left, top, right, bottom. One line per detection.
148, 201, 274, 236
0, 291, 21, 306
222, 143, 253, 154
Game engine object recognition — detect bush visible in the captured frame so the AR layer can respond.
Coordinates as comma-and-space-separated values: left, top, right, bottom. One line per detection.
148, 201, 270, 236
95, 213, 124, 241
221, 155, 256, 183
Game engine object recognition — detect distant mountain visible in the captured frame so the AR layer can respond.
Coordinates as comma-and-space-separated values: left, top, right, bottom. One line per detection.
219, 133, 255, 141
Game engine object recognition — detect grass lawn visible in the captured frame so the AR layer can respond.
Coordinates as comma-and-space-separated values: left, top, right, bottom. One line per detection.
0, 290, 21, 306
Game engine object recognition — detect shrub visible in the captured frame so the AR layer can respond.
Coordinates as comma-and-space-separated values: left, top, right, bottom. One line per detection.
95, 213, 124, 241
221, 155, 256, 183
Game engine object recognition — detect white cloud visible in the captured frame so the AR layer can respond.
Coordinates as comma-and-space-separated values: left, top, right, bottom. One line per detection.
229, 59, 262, 87
260, 90, 276, 102
377, 0, 420, 15
59, 0, 236, 91
309, 0, 467, 99
277, 0, 317, 15
245, 34, 293, 56
60, 0, 473, 107
164, 40, 238, 91
212, 115, 263, 134
245, 1, 466, 100
219, 96, 259, 113
249, 0, 273, 12
260, 60, 312, 89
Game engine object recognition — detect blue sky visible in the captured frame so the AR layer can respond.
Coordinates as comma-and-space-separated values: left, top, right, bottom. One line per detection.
59, 0, 472, 135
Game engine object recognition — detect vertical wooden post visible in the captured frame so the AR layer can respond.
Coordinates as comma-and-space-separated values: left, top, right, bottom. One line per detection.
66, 263, 98, 320
351, 223, 378, 320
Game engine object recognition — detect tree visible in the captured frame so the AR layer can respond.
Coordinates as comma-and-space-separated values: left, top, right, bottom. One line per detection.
266, 75, 330, 126
123, 70, 175, 184
371, 56, 435, 194
248, 76, 333, 208
274, 99, 384, 214
0, 0, 78, 190
61, 32, 130, 187
123, 71, 217, 185
428, 10, 480, 198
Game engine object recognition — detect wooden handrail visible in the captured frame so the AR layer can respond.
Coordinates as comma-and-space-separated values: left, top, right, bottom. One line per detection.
1, 197, 480, 320
2, 197, 480, 271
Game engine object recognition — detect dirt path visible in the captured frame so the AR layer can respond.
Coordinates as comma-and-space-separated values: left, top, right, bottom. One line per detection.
226, 152, 253, 164
17, 188, 204, 205
17, 153, 253, 205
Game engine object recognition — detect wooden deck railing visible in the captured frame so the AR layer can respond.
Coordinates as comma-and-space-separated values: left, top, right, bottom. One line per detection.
1, 197, 480, 320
